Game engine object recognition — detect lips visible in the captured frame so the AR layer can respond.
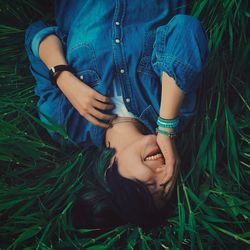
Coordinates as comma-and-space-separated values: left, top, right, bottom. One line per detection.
144, 146, 162, 160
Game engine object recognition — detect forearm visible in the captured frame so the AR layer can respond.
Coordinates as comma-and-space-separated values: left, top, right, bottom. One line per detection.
159, 71, 185, 131
38, 34, 68, 69
38, 34, 73, 89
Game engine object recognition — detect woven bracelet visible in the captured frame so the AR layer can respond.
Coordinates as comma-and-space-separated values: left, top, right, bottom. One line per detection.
156, 127, 177, 139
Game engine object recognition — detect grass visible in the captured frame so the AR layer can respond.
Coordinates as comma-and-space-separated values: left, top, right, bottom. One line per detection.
0, 0, 249, 249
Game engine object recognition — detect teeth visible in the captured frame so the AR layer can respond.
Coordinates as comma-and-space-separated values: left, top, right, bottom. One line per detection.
145, 153, 163, 161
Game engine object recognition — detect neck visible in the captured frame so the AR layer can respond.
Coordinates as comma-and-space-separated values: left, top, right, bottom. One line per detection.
105, 117, 145, 152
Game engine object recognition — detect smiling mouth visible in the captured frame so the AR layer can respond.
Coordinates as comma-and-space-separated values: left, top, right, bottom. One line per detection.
145, 153, 163, 161
144, 146, 163, 161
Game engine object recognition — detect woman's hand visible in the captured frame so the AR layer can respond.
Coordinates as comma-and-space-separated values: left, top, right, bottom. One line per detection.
156, 71, 185, 197
156, 130, 181, 197
38, 35, 116, 128
57, 71, 116, 128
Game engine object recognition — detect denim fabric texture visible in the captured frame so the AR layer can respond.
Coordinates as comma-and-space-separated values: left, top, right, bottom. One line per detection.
24, 0, 210, 148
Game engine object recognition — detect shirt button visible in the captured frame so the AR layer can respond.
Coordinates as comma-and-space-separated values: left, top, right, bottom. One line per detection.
120, 69, 125, 74
80, 75, 84, 80
115, 21, 120, 25
115, 39, 120, 43
125, 98, 131, 103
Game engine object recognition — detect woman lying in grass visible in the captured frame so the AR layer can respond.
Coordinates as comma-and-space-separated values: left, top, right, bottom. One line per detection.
24, 1, 209, 229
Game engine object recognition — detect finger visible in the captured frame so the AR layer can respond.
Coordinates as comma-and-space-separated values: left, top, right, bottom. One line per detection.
94, 91, 110, 103
160, 173, 173, 191
160, 164, 178, 195
163, 163, 179, 196
86, 113, 110, 129
165, 160, 175, 177
90, 107, 117, 121
93, 100, 115, 110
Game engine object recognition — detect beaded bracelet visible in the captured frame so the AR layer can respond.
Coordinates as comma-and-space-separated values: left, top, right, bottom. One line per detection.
155, 127, 177, 139
157, 116, 180, 128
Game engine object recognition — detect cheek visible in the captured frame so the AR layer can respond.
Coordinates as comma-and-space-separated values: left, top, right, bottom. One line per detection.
119, 143, 153, 180
121, 157, 152, 181
134, 164, 153, 181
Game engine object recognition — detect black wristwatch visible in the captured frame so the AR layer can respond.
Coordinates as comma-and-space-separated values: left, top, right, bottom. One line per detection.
49, 64, 74, 86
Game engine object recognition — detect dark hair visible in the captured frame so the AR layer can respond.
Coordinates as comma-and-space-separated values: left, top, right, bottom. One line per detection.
72, 147, 123, 231
105, 160, 174, 229
72, 146, 175, 231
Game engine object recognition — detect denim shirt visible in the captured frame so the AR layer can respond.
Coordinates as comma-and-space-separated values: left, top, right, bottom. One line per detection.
24, 0, 209, 148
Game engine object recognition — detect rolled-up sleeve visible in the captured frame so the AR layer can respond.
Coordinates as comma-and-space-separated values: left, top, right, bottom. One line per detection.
25, 20, 60, 59
151, 14, 210, 94
24, 20, 69, 144
31, 26, 58, 58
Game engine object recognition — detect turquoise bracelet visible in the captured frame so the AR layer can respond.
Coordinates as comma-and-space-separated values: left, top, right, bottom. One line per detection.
157, 116, 180, 128
158, 116, 179, 122
156, 127, 177, 138
157, 119, 179, 128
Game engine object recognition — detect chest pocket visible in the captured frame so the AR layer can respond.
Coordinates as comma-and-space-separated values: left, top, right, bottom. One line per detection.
136, 30, 159, 79
67, 42, 101, 88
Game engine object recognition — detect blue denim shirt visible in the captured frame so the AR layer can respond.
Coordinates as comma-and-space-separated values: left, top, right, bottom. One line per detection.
24, 0, 209, 148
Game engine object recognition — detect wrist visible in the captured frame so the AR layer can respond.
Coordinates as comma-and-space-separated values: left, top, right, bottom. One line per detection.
156, 120, 177, 140
156, 130, 175, 140
56, 71, 74, 88
157, 126, 175, 132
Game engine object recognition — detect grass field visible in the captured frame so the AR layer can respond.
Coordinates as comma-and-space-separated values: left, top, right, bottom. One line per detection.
0, 0, 249, 249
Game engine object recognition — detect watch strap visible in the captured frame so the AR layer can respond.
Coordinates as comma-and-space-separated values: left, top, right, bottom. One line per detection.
49, 64, 74, 86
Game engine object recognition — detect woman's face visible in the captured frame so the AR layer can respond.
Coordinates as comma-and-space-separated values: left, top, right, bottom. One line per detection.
110, 134, 178, 208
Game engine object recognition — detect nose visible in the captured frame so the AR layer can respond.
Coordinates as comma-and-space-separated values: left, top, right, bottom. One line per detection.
144, 134, 157, 145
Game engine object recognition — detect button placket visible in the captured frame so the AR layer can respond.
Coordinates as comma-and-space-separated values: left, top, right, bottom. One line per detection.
112, 0, 137, 114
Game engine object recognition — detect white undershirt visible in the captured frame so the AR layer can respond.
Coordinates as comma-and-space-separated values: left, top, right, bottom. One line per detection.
109, 80, 136, 118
